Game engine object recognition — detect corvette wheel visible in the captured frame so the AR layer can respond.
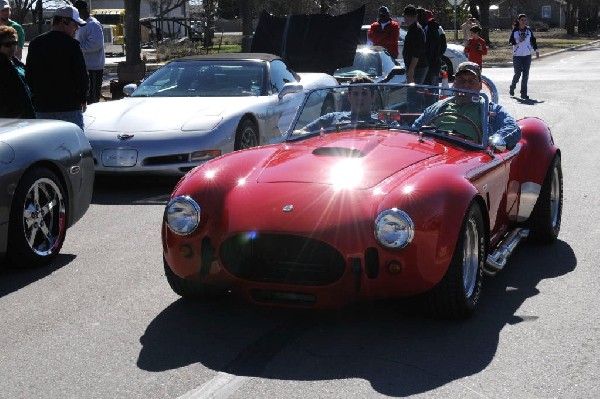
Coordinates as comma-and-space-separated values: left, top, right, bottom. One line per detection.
426, 203, 485, 319
527, 155, 563, 244
234, 119, 259, 150
163, 258, 226, 298
8, 168, 67, 268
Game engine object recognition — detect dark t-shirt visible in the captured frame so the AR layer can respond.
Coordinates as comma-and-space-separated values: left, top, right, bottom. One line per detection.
25, 30, 89, 112
402, 22, 427, 69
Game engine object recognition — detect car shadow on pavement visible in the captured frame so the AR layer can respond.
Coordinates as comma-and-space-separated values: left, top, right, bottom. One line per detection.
91, 174, 181, 205
0, 254, 75, 298
137, 240, 575, 396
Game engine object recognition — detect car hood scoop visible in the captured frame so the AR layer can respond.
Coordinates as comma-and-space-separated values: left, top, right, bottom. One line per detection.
257, 132, 445, 189
311, 146, 364, 158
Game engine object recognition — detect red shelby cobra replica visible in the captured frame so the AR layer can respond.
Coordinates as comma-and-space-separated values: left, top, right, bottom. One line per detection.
162, 83, 562, 319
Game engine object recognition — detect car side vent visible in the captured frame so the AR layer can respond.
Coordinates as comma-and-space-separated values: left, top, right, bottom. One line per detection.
312, 147, 364, 158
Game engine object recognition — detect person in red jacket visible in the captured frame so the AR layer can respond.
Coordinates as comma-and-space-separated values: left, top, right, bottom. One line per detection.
367, 6, 400, 59
463, 25, 487, 68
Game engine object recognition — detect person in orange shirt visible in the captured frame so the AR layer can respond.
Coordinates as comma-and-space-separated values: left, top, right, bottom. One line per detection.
463, 26, 487, 68
367, 6, 400, 59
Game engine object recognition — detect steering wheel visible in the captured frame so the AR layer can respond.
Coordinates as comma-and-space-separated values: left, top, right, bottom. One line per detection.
426, 112, 482, 143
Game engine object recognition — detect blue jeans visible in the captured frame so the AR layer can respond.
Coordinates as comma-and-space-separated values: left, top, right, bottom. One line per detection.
511, 55, 532, 96
35, 110, 84, 130
407, 66, 429, 111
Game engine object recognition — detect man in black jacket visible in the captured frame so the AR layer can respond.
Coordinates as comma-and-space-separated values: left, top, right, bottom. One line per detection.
25, 5, 88, 129
418, 8, 446, 106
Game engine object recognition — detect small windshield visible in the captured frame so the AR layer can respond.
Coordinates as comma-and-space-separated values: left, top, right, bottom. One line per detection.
288, 83, 490, 147
132, 60, 267, 97
334, 51, 381, 78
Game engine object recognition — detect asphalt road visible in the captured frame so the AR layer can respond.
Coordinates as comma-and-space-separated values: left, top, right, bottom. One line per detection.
1, 43, 599, 398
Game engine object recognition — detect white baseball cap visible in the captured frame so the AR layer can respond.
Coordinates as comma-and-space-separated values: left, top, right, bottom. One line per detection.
54, 5, 86, 26
1, 0, 10, 11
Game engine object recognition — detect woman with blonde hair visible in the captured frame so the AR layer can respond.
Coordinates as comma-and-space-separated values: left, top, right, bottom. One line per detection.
0, 25, 34, 118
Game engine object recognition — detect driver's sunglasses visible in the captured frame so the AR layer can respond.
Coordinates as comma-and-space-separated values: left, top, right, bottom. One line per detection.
1, 41, 18, 48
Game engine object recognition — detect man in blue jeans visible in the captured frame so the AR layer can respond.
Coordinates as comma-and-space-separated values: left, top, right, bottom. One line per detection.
413, 62, 522, 149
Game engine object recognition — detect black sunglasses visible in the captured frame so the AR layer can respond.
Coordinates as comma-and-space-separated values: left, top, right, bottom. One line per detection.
1, 41, 18, 48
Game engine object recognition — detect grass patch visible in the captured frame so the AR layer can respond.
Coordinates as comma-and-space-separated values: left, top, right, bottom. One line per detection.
480, 28, 596, 64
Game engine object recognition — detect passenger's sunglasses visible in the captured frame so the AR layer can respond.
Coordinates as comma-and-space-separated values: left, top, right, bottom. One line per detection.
1, 41, 18, 48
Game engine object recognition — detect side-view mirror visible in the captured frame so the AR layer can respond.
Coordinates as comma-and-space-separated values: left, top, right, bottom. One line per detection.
123, 83, 138, 97
381, 66, 406, 83
488, 133, 507, 152
278, 83, 303, 100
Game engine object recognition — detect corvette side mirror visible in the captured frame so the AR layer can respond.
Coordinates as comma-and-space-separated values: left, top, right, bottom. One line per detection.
278, 84, 303, 100
123, 84, 138, 97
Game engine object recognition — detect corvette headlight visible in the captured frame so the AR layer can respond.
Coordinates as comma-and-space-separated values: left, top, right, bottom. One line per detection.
374, 209, 414, 250
166, 196, 200, 235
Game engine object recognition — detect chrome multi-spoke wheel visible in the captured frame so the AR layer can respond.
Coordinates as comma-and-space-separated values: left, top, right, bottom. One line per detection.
462, 218, 480, 298
528, 155, 563, 243
235, 119, 259, 150
9, 168, 67, 267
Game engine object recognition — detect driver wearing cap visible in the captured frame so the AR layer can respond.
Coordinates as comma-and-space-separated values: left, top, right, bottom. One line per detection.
413, 61, 521, 149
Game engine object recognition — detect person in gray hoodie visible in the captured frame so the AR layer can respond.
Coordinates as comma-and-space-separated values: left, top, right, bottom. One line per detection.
74, 0, 105, 104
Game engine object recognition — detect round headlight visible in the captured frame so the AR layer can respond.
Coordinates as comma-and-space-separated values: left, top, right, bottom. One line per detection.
166, 196, 200, 235
374, 208, 414, 250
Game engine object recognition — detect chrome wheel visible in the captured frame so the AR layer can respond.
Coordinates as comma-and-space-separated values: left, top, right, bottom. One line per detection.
550, 166, 561, 228
21, 177, 66, 256
462, 217, 480, 298
235, 119, 258, 150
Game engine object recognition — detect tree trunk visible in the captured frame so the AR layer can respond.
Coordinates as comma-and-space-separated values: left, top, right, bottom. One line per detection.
240, 0, 253, 52
124, 0, 142, 65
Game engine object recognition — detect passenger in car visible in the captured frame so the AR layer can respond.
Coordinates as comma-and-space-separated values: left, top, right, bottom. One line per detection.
412, 61, 521, 149
303, 75, 380, 131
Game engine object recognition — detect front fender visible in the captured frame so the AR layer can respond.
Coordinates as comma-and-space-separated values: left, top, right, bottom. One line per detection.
377, 169, 480, 287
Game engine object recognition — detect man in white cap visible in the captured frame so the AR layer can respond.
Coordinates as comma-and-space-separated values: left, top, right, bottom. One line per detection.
0, 0, 25, 59
74, 0, 105, 104
25, 5, 89, 130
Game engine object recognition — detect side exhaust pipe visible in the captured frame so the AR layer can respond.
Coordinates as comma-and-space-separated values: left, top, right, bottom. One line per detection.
485, 228, 529, 276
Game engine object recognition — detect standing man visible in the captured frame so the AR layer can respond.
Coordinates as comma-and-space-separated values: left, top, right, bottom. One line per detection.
402, 5, 427, 111
74, 0, 105, 104
0, 0, 25, 60
418, 9, 445, 106
367, 6, 400, 60
25, 5, 88, 130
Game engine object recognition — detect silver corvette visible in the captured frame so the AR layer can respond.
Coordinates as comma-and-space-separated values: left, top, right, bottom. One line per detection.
84, 53, 339, 174
0, 119, 94, 268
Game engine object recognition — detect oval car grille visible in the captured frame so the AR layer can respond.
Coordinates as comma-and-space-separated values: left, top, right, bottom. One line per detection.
220, 234, 345, 286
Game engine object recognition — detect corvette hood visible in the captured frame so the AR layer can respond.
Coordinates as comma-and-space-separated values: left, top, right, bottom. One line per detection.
84, 97, 261, 132
257, 131, 445, 189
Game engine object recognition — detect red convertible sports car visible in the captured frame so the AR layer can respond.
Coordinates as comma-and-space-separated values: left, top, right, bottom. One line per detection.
161, 82, 562, 319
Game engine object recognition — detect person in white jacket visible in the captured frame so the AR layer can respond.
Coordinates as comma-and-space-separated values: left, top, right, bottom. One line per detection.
508, 14, 539, 100
74, 0, 105, 103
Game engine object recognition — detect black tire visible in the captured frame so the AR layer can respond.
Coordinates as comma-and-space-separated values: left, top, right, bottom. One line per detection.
8, 168, 67, 268
527, 155, 563, 244
320, 96, 335, 116
163, 258, 226, 299
234, 119, 259, 150
425, 203, 486, 319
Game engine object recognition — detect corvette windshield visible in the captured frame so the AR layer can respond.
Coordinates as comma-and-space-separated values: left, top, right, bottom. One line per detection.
288, 83, 489, 147
132, 60, 267, 97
